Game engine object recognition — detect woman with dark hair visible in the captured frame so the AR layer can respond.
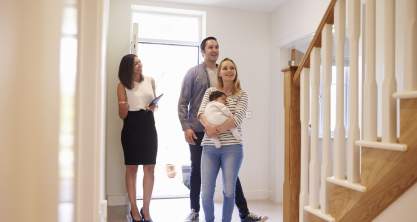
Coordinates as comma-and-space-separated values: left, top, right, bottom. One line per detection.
117, 54, 157, 222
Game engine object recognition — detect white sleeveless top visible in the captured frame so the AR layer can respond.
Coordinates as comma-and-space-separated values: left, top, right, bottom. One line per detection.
125, 76, 155, 111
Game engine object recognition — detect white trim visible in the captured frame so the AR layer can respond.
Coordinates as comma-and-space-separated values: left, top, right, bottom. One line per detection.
132, 5, 206, 17
99, 200, 108, 222
131, 23, 139, 54
327, 177, 367, 192
76, 0, 108, 221
131, 4, 206, 43
138, 38, 199, 47
356, 140, 407, 151
304, 206, 335, 222
393, 90, 417, 99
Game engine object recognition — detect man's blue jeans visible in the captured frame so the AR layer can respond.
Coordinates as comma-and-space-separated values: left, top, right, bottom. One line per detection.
188, 132, 205, 213
201, 144, 243, 222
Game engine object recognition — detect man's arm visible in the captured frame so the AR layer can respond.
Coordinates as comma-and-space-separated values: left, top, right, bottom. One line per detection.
178, 69, 194, 130
178, 68, 197, 144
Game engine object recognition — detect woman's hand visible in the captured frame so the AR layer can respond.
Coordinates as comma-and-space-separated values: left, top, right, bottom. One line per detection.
205, 124, 217, 137
146, 103, 157, 112
198, 114, 217, 137
215, 117, 235, 133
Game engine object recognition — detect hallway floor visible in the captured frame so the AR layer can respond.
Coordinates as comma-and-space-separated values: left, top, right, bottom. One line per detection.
108, 198, 282, 222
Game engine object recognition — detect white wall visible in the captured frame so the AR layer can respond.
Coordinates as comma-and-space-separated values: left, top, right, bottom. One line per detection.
374, 183, 417, 222
0, 0, 62, 221
106, 0, 131, 205
271, 0, 330, 47
269, 0, 330, 203
105, 0, 273, 205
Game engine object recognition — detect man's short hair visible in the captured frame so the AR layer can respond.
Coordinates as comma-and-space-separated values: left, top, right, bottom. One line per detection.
200, 36, 217, 53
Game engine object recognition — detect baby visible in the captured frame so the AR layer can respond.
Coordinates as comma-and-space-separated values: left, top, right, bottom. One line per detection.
204, 90, 241, 148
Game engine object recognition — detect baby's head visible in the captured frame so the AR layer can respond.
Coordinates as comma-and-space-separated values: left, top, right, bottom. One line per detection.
209, 90, 227, 104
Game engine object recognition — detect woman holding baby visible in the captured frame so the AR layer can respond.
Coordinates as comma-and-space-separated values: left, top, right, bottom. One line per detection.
197, 57, 249, 222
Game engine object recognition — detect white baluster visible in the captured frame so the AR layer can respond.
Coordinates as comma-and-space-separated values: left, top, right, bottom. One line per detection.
320, 24, 333, 214
300, 68, 310, 222
333, 0, 346, 180
347, 0, 361, 183
309, 47, 321, 209
382, 0, 397, 143
363, 0, 377, 141
404, 0, 417, 91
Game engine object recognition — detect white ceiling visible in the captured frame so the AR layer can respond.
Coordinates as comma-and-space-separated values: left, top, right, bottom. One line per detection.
146, 0, 289, 12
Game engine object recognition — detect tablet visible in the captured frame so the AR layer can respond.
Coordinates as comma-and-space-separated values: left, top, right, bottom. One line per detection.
149, 93, 164, 106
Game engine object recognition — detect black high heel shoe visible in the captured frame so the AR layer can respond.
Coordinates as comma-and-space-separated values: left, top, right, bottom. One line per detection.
141, 208, 153, 222
130, 210, 142, 222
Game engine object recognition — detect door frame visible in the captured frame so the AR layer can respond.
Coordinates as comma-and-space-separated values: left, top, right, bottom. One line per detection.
75, 0, 108, 221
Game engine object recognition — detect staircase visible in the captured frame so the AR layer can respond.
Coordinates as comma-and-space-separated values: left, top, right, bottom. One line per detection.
283, 0, 417, 221
324, 99, 417, 222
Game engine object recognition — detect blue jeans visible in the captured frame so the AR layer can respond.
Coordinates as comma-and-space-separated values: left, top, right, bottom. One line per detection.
201, 144, 243, 222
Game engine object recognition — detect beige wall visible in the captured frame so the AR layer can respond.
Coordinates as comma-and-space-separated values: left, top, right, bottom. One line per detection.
105, 0, 273, 205
0, 1, 19, 219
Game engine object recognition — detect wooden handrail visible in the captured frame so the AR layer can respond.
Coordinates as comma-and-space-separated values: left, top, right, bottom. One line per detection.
293, 0, 337, 83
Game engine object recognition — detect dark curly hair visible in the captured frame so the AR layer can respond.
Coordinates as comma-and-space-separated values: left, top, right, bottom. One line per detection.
118, 54, 143, 89
209, 90, 226, 102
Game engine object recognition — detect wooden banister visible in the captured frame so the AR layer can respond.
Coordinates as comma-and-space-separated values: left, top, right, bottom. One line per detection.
293, 0, 337, 83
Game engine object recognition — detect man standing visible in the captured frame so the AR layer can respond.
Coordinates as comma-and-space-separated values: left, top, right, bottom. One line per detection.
178, 36, 268, 222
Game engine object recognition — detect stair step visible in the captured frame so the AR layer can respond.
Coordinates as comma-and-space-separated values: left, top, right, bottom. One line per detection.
356, 140, 407, 151
393, 90, 417, 99
304, 206, 335, 222
327, 177, 367, 192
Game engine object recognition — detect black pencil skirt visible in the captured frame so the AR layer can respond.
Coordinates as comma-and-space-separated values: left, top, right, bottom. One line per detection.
121, 110, 158, 165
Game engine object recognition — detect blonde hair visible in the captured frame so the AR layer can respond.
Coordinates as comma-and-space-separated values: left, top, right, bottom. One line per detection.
216, 58, 241, 95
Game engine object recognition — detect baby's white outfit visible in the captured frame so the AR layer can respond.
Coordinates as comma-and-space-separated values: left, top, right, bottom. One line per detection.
204, 101, 241, 148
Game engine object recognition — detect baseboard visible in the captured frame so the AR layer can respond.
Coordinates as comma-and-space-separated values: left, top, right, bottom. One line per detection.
108, 190, 272, 205
99, 199, 108, 222
107, 193, 128, 206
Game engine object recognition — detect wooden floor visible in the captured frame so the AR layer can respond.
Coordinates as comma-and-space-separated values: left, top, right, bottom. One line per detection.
108, 198, 282, 222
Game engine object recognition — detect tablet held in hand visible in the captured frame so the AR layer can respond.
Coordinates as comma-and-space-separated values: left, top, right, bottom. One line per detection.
149, 93, 164, 106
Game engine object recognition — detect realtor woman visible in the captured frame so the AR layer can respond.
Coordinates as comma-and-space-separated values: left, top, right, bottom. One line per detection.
117, 54, 157, 222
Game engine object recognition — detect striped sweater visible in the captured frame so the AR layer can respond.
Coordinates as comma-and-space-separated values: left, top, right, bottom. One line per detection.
198, 87, 248, 146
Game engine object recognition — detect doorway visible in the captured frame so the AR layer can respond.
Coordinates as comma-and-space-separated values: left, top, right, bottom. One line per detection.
131, 6, 205, 199
136, 42, 199, 198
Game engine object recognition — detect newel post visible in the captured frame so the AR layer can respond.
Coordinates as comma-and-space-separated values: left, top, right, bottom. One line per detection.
283, 65, 301, 222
